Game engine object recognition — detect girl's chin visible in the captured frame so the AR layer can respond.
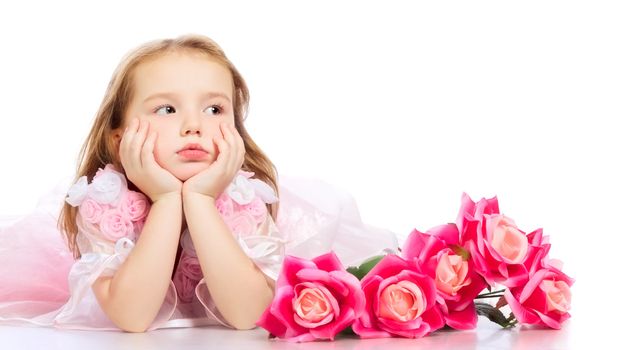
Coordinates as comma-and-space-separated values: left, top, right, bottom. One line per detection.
171, 163, 210, 181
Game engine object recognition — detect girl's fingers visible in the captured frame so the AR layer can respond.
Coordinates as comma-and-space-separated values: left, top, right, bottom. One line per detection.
214, 135, 229, 167
230, 123, 246, 165
219, 123, 236, 170
141, 131, 157, 168
130, 119, 149, 167
225, 123, 245, 169
119, 118, 139, 169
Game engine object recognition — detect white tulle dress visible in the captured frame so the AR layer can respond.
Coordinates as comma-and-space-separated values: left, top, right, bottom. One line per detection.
0, 166, 398, 330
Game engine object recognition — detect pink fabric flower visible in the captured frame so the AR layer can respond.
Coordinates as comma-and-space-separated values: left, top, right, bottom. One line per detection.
241, 196, 267, 224
133, 218, 146, 238
226, 211, 258, 236
352, 254, 444, 338
256, 252, 365, 342
99, 208, 134, 242
215, 193, 235, 221
457, 193, 548, 288
78, 199, 106, 224
504, 260, 574, 329
120, 191, 150, 221
402, 224, 486, 330
66, 176, 88, 206
226, 174, 255, 205
173, 251, 203, 303
88, 166, 126, 205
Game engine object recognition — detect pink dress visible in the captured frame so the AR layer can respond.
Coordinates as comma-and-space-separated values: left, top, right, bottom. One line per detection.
0, 166, 398, 330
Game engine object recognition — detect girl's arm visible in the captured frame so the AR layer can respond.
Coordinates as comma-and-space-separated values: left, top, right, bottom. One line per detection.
92, 118, 184, 332
92, 193, 182, 332
183, 192, 274, 330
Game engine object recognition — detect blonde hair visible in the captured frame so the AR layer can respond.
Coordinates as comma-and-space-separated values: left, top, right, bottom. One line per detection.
59, 34, 279, 258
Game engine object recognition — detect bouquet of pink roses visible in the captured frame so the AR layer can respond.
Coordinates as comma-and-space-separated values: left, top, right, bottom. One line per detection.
256, 193, 573, 342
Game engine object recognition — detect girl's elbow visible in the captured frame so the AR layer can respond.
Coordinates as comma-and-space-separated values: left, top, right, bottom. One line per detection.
109, 312, 154, 333
230, 320, 258, 330
120, 325, 149, 333
116, 320, 151, 333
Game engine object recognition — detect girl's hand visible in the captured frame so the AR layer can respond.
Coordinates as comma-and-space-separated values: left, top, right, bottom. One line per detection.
119, 118, 182, 202
182, 122, 245, 199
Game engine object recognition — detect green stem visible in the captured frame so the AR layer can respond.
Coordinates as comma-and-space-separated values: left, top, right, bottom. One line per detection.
477, 289, 506, 297
475, 295, 504, 299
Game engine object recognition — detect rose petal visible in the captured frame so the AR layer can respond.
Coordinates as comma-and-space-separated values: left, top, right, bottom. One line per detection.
443, 302, 477, 330
279, 255, 317, 288
312, 251, 344, 273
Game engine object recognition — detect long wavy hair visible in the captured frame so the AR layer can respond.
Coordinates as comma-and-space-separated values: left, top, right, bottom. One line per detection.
59, 34, 279, 258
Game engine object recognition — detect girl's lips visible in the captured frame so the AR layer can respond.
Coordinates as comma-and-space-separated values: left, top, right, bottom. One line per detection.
177, 149, 208, 160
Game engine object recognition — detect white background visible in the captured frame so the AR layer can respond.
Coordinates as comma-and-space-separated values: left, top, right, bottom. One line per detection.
0, 0, 620, 336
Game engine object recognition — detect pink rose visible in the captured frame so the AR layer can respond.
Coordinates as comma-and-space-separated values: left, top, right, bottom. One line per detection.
504, 260, 574, 329
179, 251, 203, 281
99, 208, 134, 242
402, 224, 487, 330
215, 193, 235, 220
457, 193, 548, 287
226, 211, 258, 236
89, 166, 126, 205
66, 176, 88, 207
241, 197, 267, 224
352, 254, 444, 338
226, 174, 255, 205
120, 191, 150, 221
256, 252, 365, 342
172, 251, 203, 303
133, 218, 146, 238
79, 198, 106, 224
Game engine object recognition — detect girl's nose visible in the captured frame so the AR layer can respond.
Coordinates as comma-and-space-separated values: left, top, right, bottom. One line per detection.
181, 113, 202, 136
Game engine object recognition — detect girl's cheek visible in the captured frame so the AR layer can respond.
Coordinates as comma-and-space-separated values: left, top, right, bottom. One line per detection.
151, 136, 165, 162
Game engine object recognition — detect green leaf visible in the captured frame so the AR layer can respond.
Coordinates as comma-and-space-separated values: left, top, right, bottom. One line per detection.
475, 302, 518, 329
339, 326, 355, 336
346, 255, 385, 280
449, 244, 471, 260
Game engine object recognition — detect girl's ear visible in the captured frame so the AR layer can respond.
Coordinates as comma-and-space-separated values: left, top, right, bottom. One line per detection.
109, 129, 123, 159
112, 128, 123, 145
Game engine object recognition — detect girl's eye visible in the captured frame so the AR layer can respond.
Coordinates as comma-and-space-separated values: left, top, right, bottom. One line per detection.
204, 104, 223, 115
154, 105, 176, 116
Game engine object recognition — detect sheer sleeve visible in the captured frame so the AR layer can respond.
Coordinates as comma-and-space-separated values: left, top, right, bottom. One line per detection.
275, 175, 399, 267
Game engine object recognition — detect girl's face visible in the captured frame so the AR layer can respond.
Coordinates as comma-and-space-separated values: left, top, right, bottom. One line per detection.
121, 51, 235, 181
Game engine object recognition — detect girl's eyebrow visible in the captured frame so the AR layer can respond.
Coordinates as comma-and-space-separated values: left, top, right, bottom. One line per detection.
142, 92, 232, 103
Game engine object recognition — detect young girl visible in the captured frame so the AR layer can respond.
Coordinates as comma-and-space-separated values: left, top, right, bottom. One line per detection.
0, 34, 398, 332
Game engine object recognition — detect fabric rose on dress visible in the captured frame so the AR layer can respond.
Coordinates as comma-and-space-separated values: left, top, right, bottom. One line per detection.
504, 259, 574, 329
173, 251, 203, 303
240, 196, 268, 224
88, 166, 126, 205
66, 176, 88, 206
120, 191, 149, 221
133, 217, 146, 238
226, 211, 258, 236
402, 224, 486, 330
78, 198, 106, 224
66, 165, 152, 243
215, 193, 235, 221
249, 178, 279, 204
256, 252, 365, 342
99, 209, 134, 242
457, 193, 548, 288
226, 174, 255, 205
352, 254, 444, 338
